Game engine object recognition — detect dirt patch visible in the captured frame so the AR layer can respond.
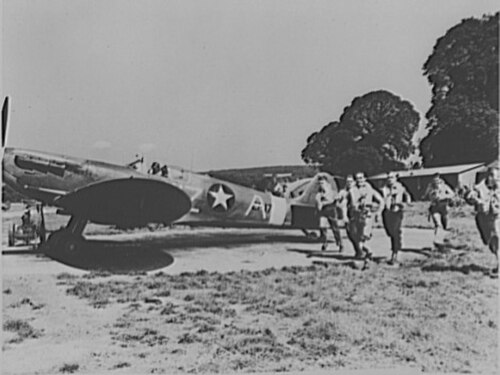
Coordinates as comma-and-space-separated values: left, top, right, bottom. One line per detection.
2, 203, 498, 373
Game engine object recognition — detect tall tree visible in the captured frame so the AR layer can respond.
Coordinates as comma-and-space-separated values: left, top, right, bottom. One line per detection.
420, 12, 499, 166
302, 90, 420, 176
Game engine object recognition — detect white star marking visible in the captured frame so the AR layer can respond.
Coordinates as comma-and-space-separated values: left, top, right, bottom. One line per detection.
209, 185, 233, 210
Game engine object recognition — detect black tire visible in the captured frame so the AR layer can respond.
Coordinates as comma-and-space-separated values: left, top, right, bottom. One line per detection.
37, 226, 46, 244
8, 228, 15, 246
11, 224, 18, 245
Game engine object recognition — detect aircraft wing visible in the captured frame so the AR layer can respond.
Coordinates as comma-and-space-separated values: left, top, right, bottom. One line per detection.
54, 178, 191, 227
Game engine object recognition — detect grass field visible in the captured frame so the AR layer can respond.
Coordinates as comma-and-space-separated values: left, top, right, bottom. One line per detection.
56, 202, 498, 373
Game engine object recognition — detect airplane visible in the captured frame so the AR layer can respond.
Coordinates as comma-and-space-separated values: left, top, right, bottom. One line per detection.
1, 97, 337, 259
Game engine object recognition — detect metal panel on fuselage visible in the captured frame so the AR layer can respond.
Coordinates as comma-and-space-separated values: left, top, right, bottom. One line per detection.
175, 172, 289, 227
3, 148, 293, 228
4, 149, 144, 201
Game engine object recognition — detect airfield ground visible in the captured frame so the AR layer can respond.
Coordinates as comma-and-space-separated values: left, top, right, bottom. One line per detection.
1, 203, 498, 374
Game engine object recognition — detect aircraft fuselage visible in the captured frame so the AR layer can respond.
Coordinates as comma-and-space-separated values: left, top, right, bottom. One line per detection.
2, 148, 297, 229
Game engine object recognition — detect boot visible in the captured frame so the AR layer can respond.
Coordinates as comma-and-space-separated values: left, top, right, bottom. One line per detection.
338, 242, 344, 253
388, 252, 398, 265
362, 246, 372, 259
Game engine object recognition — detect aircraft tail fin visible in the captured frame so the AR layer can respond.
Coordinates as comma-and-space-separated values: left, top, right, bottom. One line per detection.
2, 96, 10, 148
290, 172, 338, 206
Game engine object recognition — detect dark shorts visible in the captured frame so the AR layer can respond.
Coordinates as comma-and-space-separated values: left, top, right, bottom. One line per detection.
476, 212, 499, 246
429, 201, 448, 216
320, 204, 338, 219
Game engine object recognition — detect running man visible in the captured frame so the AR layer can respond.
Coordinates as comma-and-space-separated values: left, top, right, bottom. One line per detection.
467, 166, 500, 276
423, 173, 455, 248
348, 172, 384, 259
316, 174, 343, 251
381, 172, 412, 264
336, 175, 360, 256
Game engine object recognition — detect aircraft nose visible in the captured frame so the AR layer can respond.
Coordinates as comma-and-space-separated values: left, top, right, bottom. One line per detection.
2, 146, 15, 165
2, 147, 18, 188
2, 147, 16, 174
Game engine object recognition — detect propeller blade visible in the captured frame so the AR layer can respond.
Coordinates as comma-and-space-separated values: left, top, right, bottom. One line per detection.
2, 96, 10, 147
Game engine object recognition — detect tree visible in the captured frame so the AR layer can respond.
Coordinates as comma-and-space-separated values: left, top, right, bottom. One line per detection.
420, 13, 499, 166
302, 90, 420, 176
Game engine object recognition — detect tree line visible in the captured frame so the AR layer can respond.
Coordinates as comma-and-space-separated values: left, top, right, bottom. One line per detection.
301, 12, 498, 177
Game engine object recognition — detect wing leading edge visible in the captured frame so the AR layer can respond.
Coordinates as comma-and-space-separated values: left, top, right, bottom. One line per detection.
54, 178, 191, 227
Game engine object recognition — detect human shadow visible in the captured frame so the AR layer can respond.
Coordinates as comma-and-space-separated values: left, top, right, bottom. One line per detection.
398, 247, 433, 257
286, 247, 386, 263
286, 247, 344, 258
421, 262, 493, 275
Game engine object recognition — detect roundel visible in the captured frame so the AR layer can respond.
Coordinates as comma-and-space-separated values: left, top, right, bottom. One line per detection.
207, 184, 235, 212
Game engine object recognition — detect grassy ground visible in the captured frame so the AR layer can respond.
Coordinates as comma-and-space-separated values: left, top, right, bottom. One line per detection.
55, 203, 498, 373
402, 202, 497, 271
3, 318, 43, 344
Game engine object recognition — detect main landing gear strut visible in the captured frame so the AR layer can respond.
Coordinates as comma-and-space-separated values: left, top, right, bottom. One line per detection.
45, 216, 88, 253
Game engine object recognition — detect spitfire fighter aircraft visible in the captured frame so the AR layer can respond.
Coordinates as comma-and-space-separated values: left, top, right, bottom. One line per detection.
2, 98, 336, 257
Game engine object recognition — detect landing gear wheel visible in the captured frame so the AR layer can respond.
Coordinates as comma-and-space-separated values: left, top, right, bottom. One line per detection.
8, 225, 15, 246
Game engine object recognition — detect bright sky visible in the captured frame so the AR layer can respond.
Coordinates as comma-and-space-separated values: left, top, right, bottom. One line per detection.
1, 0, 498, 171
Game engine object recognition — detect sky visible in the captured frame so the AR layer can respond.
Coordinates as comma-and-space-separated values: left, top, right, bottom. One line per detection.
1, 0, 498, 171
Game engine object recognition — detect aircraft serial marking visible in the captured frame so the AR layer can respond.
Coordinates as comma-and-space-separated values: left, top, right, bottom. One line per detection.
245, 195, 270, 219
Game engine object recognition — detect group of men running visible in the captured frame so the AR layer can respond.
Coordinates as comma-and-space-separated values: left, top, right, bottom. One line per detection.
315, 167, 500, 273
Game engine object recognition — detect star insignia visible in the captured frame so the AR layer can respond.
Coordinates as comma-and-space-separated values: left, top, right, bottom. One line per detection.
207, 184, 235, 212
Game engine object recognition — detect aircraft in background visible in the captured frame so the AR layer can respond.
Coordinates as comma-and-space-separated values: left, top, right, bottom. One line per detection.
1, 97, 336, 255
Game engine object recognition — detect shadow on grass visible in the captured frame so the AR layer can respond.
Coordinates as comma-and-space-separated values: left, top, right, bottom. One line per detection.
38, 230, 317, 272
40, 239, 174, 273
264, 234, 322, 244
287, 247, 345, 258
287, 247, 387, 263
422, 262, 493, 275
101, 230, 318, 250
398, 247, 432, 257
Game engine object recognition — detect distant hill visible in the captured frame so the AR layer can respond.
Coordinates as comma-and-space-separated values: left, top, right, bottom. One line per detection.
205, 165, 318, 190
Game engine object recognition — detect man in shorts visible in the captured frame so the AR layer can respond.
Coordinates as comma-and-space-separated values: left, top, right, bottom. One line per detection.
381, 172, 412, 264
316, 174, 343, 251
348, 172, 384, 259
423, 173, 455, 248
336, 175, 359, 256
467, 167, 500, 276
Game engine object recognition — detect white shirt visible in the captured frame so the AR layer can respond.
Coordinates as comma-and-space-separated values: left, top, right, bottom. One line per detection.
349, 183, 383, 212
315, 184, 336, 210
381, 181, 411, 210
424, 180, 454, 203
468, 179, 500, 215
